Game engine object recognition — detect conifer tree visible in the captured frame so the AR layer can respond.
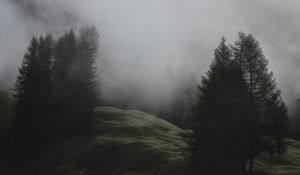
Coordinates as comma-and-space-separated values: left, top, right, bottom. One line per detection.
37, 34, 55, 138
232, 32, 289, 172
190, 38, 248, 175
53, 27, 100, 134
14, 35, 54, 152
290, 98, 300, 138
53, 30, 79, 134
190, 34, 288, 174
76, 26, 100, 132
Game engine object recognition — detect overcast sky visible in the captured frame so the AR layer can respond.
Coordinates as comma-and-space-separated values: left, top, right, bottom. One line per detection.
1, 0, 300, 110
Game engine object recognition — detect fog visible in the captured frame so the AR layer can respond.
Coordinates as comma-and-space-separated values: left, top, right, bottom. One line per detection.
1, 0, 300, 112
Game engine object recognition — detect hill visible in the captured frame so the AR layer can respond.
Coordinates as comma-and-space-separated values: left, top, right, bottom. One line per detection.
1, 93, 300, 174
256, 139, 300, 175
0, 106, 190, 175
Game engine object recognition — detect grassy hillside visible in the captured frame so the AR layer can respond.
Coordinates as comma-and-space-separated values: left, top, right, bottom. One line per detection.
1, 107, 190, 175
256, 139, 300, 175
1, 102, 300, 174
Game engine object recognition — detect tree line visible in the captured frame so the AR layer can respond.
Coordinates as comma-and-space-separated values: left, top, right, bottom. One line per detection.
14, 26, 100, 154
11, 27, 289, 174
189, 32, 289, 174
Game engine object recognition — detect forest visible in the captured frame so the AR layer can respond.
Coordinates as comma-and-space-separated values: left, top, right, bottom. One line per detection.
0, 27, 298, 174
1, 1, 300, 175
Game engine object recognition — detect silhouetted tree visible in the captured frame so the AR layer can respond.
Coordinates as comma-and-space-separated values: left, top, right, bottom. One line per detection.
190, 38, 248, 175
75, 26, 100, 132
190, 34, 288, 174
52, 30, 79, 134
53, 27, 99, 134
232, 32, 289, 173
14, 35, 54, 152
290, 98, 300, 138
37, 34, 55, 138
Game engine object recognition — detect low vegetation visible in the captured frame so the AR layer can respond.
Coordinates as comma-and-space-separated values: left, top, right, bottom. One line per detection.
0, 106, 189, 175
0, 100, 299, 175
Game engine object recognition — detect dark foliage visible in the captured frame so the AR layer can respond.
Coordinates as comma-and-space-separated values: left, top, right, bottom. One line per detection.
289, 98, 300, 139
14, 35, 54, 153
190, 37, 248, 175
190, 34, 289, 174
233, 32, 289, 172
52, 27, 99, 135
14, 27, 100, 154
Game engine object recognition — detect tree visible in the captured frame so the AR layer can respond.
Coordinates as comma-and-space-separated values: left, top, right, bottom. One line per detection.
37, 34, 55, 138
53, 27, 100, 134
14, 35, 54, 152
290, 98, 300, 138
190, 34, 289, 174
52, 30, 79, 134
75, 26, 100, 132
190, 38, 248, 175
232, 32, 289, 173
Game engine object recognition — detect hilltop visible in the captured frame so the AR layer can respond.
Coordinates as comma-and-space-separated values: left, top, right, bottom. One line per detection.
1, 90, 300, 174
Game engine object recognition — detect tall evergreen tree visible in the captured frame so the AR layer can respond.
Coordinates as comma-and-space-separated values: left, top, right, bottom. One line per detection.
14, 35, 54, 152
290, 98, 300, 139
232, 32, 289, 172
190, 34, 288, 174
53, 27, 100, 134
37, 34, 55, 138
76, 26, 100, 132
190, 38, 248, 175
52, 30, 79, 134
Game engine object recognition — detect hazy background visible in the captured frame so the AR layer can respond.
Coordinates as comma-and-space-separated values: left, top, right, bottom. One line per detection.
1, 0, 300, 112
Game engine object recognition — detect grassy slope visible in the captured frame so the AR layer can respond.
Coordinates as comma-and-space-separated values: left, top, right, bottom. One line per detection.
255, 139, 300, 175
28, 107, 300, 175
1, 96, 300, 174
2, 107, 189, 175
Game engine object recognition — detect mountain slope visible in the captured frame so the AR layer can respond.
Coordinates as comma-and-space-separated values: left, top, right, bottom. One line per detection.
1, 101, 300, 175
256, 139, 300, 175
1, 107, 189, 175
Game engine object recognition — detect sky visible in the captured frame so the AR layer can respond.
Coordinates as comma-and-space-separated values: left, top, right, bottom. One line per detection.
1, 0, 300, 111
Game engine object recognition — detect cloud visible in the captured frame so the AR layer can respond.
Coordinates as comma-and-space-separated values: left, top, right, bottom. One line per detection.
0, 0, 300, 110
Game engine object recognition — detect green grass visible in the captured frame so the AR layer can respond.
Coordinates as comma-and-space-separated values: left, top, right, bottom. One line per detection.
0, 107, 190, 175
255, 139, 300, 175
1, 101, 300, 175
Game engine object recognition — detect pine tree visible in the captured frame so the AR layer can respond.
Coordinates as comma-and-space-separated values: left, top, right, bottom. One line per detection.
14, 37, 39, 151
233, 32, 289, 173
76, 26, 100, 132
53, 30, 79, 134
14, 35, 54, 152
290, 98, 300, 139
53, 27, 100, 134
37, 34, 55, 138
190, 38, 248, 175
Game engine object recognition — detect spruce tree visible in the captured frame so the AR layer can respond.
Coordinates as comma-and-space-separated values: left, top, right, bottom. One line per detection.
290, 98, 300, 139
53, 27, 99, 134
14, 37, 39, 151
233, 32, 289, 172
14, 35, 54, 152
37, 34, 55, 138
76, 26, 100, 132
190, 38, 248, 175
53, 30, 79, 134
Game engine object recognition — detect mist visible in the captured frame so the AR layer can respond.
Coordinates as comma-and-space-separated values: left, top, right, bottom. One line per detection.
1, 0, 300, 112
